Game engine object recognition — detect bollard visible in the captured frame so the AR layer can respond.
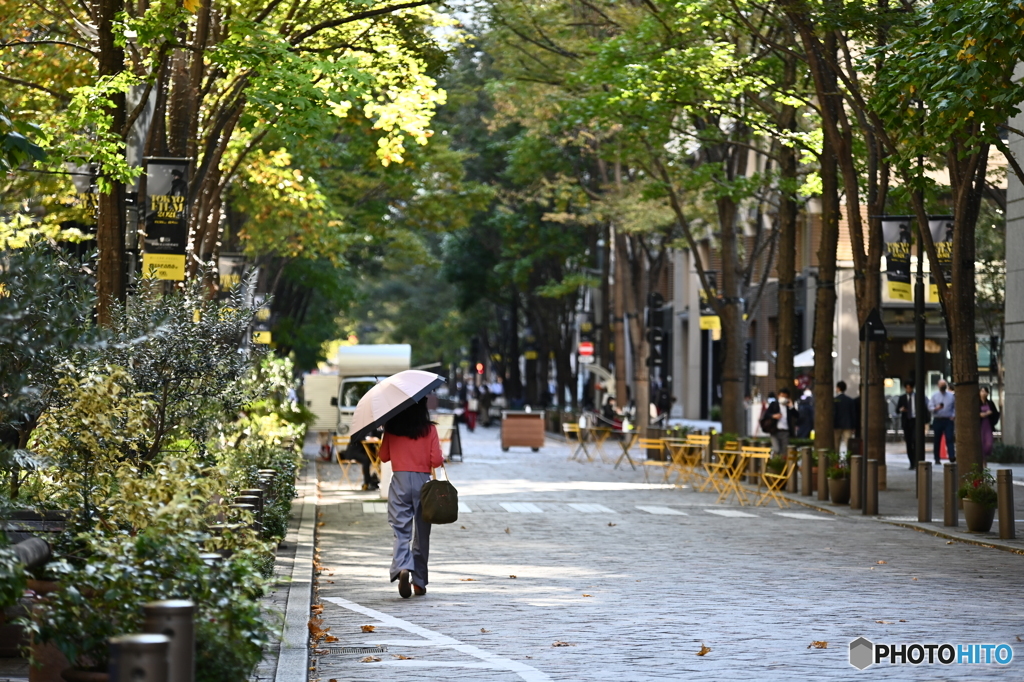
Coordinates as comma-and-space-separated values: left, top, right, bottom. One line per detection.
866, 459, 878, 515
235, 496, 262, 530
850, 455, 862, 510
998, 470, 1016, 540
786, 447, 799, 493
817, 449, 830, 502
240, 488, 264, 514
143, 601, 194, 682
943, 462, 958, 527
228, 503, 255, 526
109, 633, 169, 682
198, 552, 223, 566
917, 462, 932, 523
800, 447, 813, 496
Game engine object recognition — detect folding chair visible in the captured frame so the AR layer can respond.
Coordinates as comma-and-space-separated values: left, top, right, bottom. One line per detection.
333, 435, 358, 488
676, 434, 711, 486
639, 438, 668, 483
362, 438, 383, 479
756, 452, 799, 507
699, 445, 738, 494
613, 431, 640, 470
589, 427, 614, 464
563, 423, 592, 462
717, 447, 771, 505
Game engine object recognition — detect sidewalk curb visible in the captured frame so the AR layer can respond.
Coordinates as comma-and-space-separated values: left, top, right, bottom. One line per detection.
779, 490, 1024, 555
274, 459, 316, 682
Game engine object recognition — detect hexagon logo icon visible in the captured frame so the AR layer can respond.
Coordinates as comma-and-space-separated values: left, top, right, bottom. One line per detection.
849, 637, 874, 670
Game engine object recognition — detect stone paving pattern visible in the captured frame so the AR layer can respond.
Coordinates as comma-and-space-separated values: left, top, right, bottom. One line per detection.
309, 427, 1024, 681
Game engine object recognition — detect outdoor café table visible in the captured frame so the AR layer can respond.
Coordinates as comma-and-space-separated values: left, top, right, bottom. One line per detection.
585, 427, 615, 464
717, 447, 771, 505
613, 430, 640, 470
663, 438, 697, 486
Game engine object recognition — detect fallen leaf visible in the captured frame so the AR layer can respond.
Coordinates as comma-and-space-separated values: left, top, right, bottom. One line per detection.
310, 604, 323, 615
899, 620, 907, 623
460, 578, 478, 582
330, 679, 338, 682
946, 541, 954, 545
461, 525, 467, 529
505, 527, 511, 534
324, 636, 338, 643
876, 621, 894, 624
317, 522, 325, 527
361, 625, 376, 633
1017, 636, 1022, 643
697, 643, 712, 656
808, 641, 828, 649
552, 641, 575, 647
307, 616, 330, 641
481, 628, 490, 633
509, 575, 517, 579
608, 522, 617, 526
912, 577, 918, 581
394, 654, 413, 660
582, 594, 593, 597
360, 656, 381, 663
326, 580, 334, 584
877, 560, 887, 565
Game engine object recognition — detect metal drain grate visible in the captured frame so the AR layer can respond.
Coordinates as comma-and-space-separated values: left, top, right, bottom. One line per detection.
325, 645, 389, 655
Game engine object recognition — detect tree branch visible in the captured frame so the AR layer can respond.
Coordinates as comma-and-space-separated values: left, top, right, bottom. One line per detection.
289, 0, 434, 46
0, 74, 69, 102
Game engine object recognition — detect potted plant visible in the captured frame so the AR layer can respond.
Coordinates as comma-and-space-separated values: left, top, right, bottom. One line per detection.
957, 465, 997, 532
827, 463, 850, 505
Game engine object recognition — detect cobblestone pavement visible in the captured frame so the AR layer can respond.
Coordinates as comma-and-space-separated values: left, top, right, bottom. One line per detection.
311, 427, 1024, 681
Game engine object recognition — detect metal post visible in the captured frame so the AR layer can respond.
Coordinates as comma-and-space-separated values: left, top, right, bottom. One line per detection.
786, 446, 799, 493
998, 470, 1015, 540
817, 448, 830, 501
235, 496, 262, 530
143, 600, 194, 682
228, 503, 255, 527
866, 459, 878, 515
800, 447, 813, 496
862, 339, 870, 516
944, 462, 958, 527
108, 633, 169, 682
850, 455, 862, 510
917, 462, 932, 523
914, 148, 927, 480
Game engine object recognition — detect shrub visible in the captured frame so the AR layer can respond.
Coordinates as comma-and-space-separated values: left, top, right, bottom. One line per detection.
957, 464, 997, 508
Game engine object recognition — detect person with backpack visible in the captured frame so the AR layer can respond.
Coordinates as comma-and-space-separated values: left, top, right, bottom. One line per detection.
761, 388, 800, 455
980, 386, 1000, 464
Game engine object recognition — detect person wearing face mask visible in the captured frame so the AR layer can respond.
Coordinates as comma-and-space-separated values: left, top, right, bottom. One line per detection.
761, 387, 800, 455
929, 379, 956, 464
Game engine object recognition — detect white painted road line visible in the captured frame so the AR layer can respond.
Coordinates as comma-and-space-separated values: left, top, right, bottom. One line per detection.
705, 509, 759, 518
775, 512, 835, 521
362, 502, 388, 513
458, 502, 472, 513
500, 502, 544, 513
567, 503, 617, 513
322, 595, 552, 681
635, 505, 688, 516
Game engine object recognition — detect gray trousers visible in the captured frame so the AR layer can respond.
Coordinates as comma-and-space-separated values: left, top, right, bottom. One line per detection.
771, 430, 790, 456
388, 471, 432, 587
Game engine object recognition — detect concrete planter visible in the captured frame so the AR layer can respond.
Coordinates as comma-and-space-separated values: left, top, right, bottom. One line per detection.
963, 500, 996, 533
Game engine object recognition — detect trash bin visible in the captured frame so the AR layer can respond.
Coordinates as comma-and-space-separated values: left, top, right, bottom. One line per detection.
501, 411, 545, 452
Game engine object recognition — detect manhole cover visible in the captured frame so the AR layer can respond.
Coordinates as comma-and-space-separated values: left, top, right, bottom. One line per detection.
325, 646, 389, 655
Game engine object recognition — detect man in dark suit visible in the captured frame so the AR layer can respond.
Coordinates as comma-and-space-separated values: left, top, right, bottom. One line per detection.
763, 388, 800, 455
896, 381, 917, 469
834, 380, 857, 457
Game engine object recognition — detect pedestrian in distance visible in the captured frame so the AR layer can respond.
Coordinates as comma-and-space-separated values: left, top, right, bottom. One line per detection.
979, 387, 1000, 464
762, 388, 799, 456
378, 397, 444, 598
797, 388, 814, 439
465, 385, 478, 432
896, 381, 918, 469
833, 381, 857, 458
929, 379, 956, 463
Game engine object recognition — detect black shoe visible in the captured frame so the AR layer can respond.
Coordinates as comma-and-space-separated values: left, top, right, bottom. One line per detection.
414, 584, 426, 596
398, 569, 411, 598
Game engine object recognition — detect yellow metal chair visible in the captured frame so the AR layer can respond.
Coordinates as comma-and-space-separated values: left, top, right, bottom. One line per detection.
676, 434, 711, 486
718, 446, 771, 505
362, 438, 383, 479
639, 438, 668, 483
588, 427, 614, 464
563, 423, 592, 462
756, 452, 799, 508
333, 435, 358, 488
700, 442, 739, 494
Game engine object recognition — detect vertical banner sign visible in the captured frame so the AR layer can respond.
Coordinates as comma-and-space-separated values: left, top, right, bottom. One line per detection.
928, 216, 954, 301
699, 273, 720, 331
143, 159, 189, 280
881, 217, 912, 301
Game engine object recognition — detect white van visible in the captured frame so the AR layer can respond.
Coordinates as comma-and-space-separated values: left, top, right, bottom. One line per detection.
333, 344, 412, 435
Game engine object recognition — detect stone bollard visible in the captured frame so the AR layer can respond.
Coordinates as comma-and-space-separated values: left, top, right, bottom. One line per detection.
800, 447, 813, 496
866, 460, 879, 515
109, 633, 169, 682
786, 447, 799, 493
817, 449, 829, 502
917, 462, 932, 523
943, 462, 958, 527
143, 601, 194, 682
850, 455, 862, 510
235, 496, 262, 531
998, 470, 1016, 540
227, 503, 255, 527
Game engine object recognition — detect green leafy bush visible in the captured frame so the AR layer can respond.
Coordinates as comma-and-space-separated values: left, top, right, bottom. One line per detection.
957, 464, 998, 508
0, 543, 26, 610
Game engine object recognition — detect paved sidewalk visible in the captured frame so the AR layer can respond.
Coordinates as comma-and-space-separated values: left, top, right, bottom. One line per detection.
310, 427, 1024, 681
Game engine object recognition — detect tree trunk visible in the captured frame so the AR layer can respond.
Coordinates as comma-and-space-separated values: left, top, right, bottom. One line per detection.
717, 195, 746, 435
775, 139, 798, 394
95, 0, 127, 324
813, 136, 840, 451
508, 292, 521, 402
613, 229, 628, 404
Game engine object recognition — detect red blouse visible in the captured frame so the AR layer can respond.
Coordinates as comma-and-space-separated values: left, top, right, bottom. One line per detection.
378, 425, 444, 473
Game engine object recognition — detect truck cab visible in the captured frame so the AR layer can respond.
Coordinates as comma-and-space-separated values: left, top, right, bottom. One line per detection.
334, 344, 412, 435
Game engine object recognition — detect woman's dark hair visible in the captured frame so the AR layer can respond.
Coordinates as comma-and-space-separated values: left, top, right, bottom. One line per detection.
384, 397, 432, 439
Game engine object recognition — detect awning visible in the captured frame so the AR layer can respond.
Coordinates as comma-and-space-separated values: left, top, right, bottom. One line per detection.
793, 348, 814, 368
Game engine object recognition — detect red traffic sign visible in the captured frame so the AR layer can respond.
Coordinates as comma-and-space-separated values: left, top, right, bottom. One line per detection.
578, 341, 594, 356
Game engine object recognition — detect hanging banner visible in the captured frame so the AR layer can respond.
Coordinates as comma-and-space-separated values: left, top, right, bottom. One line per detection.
143, 158, 190, 280
699, 274, 720, 331
881, 217, 912, 301
928, 216, 954, 302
